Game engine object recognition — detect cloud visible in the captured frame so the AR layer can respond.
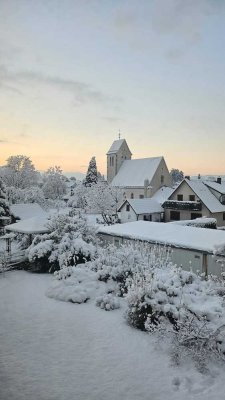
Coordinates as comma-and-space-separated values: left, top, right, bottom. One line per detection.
103, 116, 122, 124
0, 65, 119, 106
113, 0, 225, 58
0, 139, 8, 143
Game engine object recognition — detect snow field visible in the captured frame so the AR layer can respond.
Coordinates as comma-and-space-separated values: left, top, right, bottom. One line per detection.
1, 271, 225, 399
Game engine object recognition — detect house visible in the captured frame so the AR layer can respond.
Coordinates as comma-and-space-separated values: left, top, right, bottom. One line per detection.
107, 139, 172, 199
97, 221, 225, 277
118, 198, 164, 223
163, 178, 225, 227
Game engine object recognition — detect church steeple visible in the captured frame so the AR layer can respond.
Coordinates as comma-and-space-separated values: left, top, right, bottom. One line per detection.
106, 138, 132, 183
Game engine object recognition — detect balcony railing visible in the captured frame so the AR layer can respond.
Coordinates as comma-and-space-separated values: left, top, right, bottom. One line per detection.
163, 200, 202, 211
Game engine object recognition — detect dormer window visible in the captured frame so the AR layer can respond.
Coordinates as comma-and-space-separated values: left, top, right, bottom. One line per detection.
177, 194, 183, 201
189, 195, 195, 201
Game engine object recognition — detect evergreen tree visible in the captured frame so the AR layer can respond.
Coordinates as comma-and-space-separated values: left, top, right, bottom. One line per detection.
0, 178, 10, 217
84, 156, 98, 186
170, 168, 184, 184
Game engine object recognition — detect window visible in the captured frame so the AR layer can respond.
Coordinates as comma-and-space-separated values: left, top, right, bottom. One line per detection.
191, 213, 202, 220
112, 157, 114, 167
139, 194, 144, 199
223, 212, 225, 221
170, 211, 180, 220
189, 195, 195, 201
131, 193, 134, 199
161, 175, 164, 184
126, 204, 130, 212
177, 194, 183, 201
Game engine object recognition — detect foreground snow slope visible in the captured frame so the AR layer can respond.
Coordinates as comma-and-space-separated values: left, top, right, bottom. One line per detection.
0, 271, 225, 400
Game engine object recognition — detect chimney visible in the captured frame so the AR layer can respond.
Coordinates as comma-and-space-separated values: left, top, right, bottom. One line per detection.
185, 176, 190, 180
144, 179, 149, 198
217, 177, 222, 184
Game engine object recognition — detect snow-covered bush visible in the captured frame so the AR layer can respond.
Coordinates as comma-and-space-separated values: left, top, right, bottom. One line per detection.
126, 265, 224, 331
92, 242, 172, 296
126, 262, 225, 368
171, 217, 217, 230
27, 213, 97, 272
46, 265, 99, 303
96, 293, 120, 311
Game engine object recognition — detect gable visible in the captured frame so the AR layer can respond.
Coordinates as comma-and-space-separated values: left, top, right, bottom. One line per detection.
167, 179, 225, 213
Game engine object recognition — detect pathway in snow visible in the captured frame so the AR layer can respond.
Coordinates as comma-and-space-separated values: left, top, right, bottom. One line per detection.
0, 271, 224, 400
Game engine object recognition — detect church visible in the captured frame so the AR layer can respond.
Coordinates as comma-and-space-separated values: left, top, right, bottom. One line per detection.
106, 139, 172, 199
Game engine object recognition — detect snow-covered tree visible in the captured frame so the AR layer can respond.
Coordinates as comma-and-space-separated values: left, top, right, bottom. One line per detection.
170, 168, 184, 185
1, 155, 38, 189
6, 185, 47, 208
27, 212, 96, 272
0, 178, 10, 217
85, 182, 123, 224
68, 182, 87, 209
83, 156, 98, 186
43, 166, 67, 200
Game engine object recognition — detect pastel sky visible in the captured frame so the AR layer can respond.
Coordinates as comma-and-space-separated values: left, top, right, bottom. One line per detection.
0, 0, 225, 177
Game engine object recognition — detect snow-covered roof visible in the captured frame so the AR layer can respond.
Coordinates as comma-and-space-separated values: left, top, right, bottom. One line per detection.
6, 216, 49, 234
204, 181, 225, 195
107, 139, 127, 155
151, 186, 174, 205
118, 199, 163, 214
168, 179, 225, 213
111, 157, 163, 187
98, 221, 225, 254
10, 203, 47, 220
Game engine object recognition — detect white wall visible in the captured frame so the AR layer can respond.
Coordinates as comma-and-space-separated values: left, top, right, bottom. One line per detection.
119, 206, 137, 223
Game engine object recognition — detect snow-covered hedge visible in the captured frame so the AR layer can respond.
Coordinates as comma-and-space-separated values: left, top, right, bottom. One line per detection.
171, 217, 217, 229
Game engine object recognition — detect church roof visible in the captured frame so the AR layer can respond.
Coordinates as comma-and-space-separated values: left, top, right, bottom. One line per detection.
107, 139, 131, 155
111, 157, 163, 187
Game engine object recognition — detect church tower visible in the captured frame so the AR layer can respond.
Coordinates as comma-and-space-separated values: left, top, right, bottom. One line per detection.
106, 138, 132, 183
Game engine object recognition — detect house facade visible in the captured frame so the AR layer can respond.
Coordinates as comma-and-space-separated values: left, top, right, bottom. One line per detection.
107, 139, 172, 199
118, 198, 163, 223
163, 178, 225, 227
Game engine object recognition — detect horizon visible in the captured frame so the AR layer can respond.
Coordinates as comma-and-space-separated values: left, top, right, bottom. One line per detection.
1, 0, 225, 176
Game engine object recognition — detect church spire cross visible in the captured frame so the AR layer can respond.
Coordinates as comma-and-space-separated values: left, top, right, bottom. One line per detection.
118, 129, 121, 140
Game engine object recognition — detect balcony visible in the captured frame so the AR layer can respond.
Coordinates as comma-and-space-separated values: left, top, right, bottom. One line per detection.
163, 200, 202, 211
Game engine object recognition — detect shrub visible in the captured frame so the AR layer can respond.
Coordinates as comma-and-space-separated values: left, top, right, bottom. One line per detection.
96, 294, 120, 311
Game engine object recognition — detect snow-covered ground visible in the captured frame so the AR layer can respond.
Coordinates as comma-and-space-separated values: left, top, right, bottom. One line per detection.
1, 271, 225, 400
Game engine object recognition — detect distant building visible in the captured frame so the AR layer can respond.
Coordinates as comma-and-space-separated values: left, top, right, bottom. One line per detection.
107, 139, 172, 199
